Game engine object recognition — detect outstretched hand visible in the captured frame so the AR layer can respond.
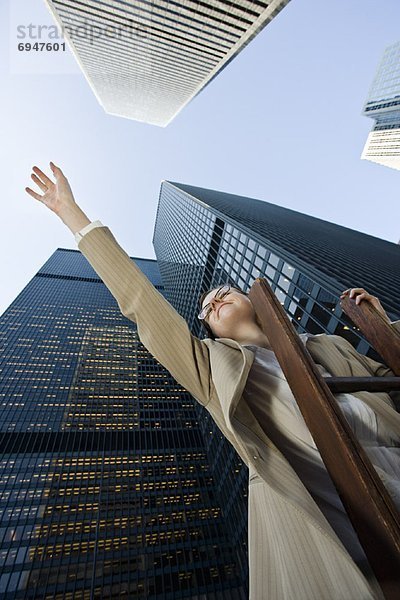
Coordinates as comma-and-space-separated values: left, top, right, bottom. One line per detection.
340, 288, 390, 323
25, 162, 76, 215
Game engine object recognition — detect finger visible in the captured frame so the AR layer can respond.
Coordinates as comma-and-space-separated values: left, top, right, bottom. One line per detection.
32, 165, 53, 187
31, 173, 48, 192
349, 288, 365, 298
50, 162, 64, 178
355, 293, 368, 305
25, 187, 42, 201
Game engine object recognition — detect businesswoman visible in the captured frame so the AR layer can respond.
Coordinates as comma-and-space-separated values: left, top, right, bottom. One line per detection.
26, 163, 400, 600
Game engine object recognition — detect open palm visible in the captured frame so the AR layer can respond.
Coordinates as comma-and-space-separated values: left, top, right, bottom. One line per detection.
25, 162, 76, 215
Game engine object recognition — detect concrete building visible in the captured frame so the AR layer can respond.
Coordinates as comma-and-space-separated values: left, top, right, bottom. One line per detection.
361, 40, 400, 170
43, 0, 291, 126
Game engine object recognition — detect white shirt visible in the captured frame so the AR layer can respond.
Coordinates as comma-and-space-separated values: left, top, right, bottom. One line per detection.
74, 220, 104, 244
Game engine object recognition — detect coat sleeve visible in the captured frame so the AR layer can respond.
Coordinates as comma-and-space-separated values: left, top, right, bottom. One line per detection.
326, 319, 400, 378
391, 320, 400, 334
77, 225, 212, 407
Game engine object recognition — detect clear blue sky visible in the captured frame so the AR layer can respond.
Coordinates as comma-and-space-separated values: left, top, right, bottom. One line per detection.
1, 0, 399, 317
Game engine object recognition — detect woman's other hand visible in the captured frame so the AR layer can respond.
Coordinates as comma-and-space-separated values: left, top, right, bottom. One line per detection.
340, 288, 391, 323
25, 162, 76, 216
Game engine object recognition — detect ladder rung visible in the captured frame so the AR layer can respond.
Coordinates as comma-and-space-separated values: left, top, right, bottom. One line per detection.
326, 376, 400, 393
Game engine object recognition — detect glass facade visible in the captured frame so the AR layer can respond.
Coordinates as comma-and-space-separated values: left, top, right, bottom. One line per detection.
153, 181, 400, 589
364, 41, 400, 110
0, 249, 246, 598
154, 182, 400, 344
362, 40, 400, 170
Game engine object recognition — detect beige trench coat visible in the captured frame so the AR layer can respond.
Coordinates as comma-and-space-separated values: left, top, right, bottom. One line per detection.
78, 225, 400, 600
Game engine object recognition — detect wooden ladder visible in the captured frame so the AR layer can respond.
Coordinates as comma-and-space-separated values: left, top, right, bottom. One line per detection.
248, 278, 400, 600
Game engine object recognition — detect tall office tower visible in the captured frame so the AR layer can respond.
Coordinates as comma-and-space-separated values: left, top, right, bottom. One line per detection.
361, 40, 400, 170
152, 181, 400, 587
0, 248, 247, 599
43, 0, 290, 126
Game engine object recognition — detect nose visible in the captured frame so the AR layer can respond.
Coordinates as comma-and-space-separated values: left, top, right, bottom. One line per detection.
209, 296, 223, 310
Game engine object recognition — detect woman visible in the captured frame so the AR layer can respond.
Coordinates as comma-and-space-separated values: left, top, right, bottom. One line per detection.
26, 163, 400, 599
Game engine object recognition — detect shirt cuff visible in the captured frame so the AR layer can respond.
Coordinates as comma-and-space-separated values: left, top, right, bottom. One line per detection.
74, 220, 104, 244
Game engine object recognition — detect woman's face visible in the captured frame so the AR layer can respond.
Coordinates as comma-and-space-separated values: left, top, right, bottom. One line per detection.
201, 287, 256, 339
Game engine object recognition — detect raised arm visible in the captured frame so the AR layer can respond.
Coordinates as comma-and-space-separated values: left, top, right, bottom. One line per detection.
25, 163, 213, 407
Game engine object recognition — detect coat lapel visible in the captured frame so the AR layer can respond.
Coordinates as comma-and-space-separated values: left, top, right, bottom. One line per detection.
204, 336, 254, 422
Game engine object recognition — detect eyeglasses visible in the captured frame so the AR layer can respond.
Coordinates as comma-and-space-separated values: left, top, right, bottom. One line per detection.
198, 285, 231, 321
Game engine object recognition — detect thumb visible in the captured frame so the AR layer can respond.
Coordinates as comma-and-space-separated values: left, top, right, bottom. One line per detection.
50, 161, 63, 177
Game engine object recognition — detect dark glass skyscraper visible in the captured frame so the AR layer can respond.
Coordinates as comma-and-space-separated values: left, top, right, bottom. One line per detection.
0, 248, 246, 599
152, 181, 400, 589
154, 181, 400, 345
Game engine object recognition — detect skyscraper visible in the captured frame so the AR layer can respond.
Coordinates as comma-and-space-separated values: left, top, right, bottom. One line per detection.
152, 181, 400, 582
361, 40, 400, 170
43, 0, 291, 126
0, 248, 247, 598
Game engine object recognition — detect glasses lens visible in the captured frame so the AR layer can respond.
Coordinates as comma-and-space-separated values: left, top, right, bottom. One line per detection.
197, 306, 208, 320
216, 285, 230, 299
197, 285, 231, 320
